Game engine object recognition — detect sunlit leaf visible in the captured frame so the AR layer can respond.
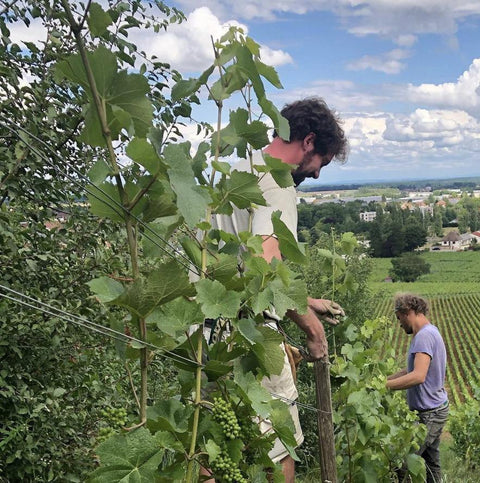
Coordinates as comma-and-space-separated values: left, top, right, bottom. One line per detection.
195, 279, 241, 319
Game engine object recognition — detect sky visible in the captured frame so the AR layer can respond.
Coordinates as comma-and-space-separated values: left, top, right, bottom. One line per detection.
8, 1, 480, 186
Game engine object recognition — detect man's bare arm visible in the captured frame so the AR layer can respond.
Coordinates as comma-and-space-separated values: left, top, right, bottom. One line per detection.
261, 236, 333, 361
386, 353, 431, 390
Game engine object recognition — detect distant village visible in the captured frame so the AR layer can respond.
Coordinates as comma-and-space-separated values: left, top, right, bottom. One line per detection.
297, 185, 480, 252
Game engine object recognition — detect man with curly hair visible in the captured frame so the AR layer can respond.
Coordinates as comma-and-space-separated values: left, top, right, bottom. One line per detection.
387, 293, 448, 483
203, 97, 348, 482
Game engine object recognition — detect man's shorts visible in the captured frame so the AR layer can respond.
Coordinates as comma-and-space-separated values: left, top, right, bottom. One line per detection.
260, 341, 304, 463
203, 318, 304, 463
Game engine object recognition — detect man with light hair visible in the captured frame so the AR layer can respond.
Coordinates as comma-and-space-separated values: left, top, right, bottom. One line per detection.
387, 293, 448, 483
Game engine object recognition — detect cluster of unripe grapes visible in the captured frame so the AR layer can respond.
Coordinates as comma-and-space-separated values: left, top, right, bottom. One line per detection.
210, 396, 249, 482
97, 407, 127, 443
210, 451, 248, 483
211, 396, 241, 440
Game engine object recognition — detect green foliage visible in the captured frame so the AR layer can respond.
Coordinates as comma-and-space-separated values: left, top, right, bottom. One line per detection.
299, 231, 373, 325
369, 251, 480, 296
389, 253, 431, 282
332, 317, 427, 482
448, 385, 480, 469
2, 5, 307, 481
0, 203, 135, 481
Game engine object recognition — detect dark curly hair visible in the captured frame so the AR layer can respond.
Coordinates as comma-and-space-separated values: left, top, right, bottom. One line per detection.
273, 97, 348, 162
394, 293, 429, 316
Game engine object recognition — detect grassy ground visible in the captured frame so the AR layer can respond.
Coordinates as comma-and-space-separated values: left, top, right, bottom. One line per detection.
369, 250, 480, 296
441, 433, 477, 483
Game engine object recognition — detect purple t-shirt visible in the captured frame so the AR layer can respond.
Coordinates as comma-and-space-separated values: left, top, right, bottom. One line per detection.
407, 324, 448, 411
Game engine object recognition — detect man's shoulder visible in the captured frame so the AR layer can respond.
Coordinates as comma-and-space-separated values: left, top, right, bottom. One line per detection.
231, 151, 265, 173
412, 324, 444, 349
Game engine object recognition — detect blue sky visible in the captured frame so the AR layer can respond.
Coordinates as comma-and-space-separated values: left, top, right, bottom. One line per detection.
163, 1, 480, 186
9, 1, 480, 186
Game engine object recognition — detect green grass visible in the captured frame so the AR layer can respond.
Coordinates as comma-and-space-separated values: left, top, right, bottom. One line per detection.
441, 434, 478, 483
368, 251, 480, 296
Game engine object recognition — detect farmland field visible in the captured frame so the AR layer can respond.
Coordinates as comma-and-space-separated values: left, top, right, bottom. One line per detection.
369, 251, 480, 405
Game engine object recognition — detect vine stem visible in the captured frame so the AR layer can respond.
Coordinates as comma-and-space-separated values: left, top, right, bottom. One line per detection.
331, 227, 337, 356
186, 40, 228, 480
185, 207, 212, 482
61, 0, 146, 424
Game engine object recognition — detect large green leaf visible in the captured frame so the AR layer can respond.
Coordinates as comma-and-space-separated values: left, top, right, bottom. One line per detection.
233, 366, 271, 419
195, 279, 241, 319
255, 60, 283, 89
204, 359, 233, 380
56, 47, 153, 144
268, 277, 308, 319
87, 159, 112, 186
164, 144, 211, 228
88, 428, 164, 482
222, 170, 266, 209
87, 182, 124, 222
406, 453, 426, 478
206, 253, 239, 284
229, 108, 269, 149
87, 2, 112, 37
237, 318, 264, 345
147, 297, 203, 337
252, 326, 284, 375
269, 399, 299, 461
259, 97, 290, 141
171, 78, 198, 101
260, 154, 294, 188
146, 399, 193, 434
113, 261, 194, 317
126, 138, 166, 175
236, 45, 265, 100
271, 211, 306, 264
108, 71, 153, 138
141, 215, 182, 258
87, 276, 124, 303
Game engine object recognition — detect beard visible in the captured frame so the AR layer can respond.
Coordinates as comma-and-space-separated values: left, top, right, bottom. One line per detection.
292, 154, 317, 186
292, 170, 307, 186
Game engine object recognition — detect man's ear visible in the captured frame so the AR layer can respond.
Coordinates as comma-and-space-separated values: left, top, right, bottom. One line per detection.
303, 132, 316, 152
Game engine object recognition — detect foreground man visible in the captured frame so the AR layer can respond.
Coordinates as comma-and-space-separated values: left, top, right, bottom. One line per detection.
203, 97, 348, 482
387, 293, 448, 483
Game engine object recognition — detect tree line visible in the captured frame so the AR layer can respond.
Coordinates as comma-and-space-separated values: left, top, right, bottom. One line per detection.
298, 196, 480, 257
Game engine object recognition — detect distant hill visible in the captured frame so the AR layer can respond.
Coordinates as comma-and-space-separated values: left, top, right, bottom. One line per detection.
298, 176, 480, 193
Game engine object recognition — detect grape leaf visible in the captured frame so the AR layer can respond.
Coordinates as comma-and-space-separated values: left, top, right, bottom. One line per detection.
88, 428, 164, 482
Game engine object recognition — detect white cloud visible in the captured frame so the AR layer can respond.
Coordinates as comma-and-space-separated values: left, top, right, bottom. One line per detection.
129, 7, 292, 72
407, 59, 480, 115
173, 1, 480, 44
259, 45, 293, 68
128, 7, 244, 72
394, 34, 417, 47
346, 49, 411, 74
8, 17, 47, 46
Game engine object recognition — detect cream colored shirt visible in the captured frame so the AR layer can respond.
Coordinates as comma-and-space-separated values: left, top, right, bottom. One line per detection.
211, 151, 298, 240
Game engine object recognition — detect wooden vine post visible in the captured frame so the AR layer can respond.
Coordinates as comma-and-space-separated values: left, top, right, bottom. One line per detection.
314, 357, 337, 483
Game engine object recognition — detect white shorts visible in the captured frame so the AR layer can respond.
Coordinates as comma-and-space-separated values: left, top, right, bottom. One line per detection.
260, 342, 304, 463
203, 320, 304, 463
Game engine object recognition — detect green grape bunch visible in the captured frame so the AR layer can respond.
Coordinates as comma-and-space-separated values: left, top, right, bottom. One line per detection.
210, 450, 248, 483
96, 407, 128, 444
212, 397, 241, 440
100, 407, 128, 429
